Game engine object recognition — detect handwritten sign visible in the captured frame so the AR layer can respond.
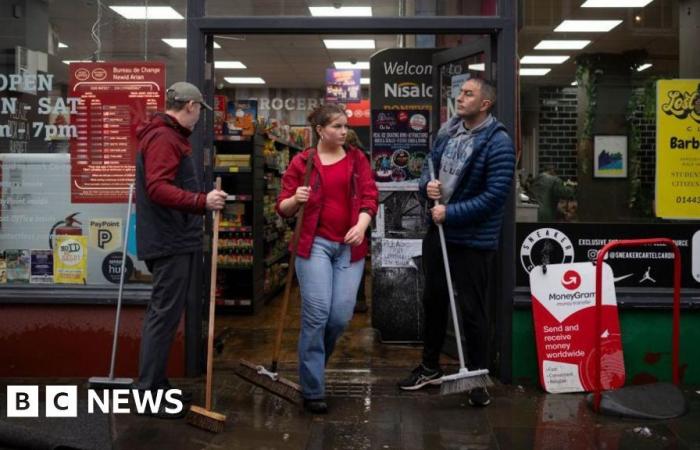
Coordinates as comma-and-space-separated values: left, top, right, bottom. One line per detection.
379, 238, 422, 268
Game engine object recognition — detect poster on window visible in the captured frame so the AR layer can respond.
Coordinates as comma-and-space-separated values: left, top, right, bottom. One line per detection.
371, 109, 429, 186
69, 62, 165, 203
325, 69, 361, 103
655, 79, 700, 219
54, 235, 88, 284
593, 135, 627, 178
530, 262, 625, 393
30, 249, 53, 284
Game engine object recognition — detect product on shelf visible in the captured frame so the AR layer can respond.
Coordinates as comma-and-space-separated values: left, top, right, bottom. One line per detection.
227, 100, 257, 136
215, 154, 251, 170
221, 202, 245, 227
214, 95, 227, 136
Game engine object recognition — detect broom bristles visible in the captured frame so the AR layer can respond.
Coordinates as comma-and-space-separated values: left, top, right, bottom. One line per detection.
440, 368, 493, 396
186, 405, 226, 433
236, 359, 303, 404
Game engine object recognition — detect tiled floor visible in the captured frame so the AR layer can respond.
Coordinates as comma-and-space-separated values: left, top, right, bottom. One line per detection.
2, 281, 699, 449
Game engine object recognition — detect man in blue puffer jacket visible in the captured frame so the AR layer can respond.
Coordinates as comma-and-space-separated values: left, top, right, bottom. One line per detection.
398, 78, 515, 407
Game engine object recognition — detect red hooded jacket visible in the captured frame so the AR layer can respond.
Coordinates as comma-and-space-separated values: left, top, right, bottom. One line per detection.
276, 146, 378, 262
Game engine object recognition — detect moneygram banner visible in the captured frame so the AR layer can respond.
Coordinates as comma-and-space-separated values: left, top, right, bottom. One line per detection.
655, 79, 700, 219
530, 262, 625, 393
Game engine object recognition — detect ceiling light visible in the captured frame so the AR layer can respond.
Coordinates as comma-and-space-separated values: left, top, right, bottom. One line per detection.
163, 39, 221, 49
309, 6, 372, 16
637, 63, 652, 71
323, 39, 375, 49
581, 0, 654, 7
468, 63, 485, 71
224, 77, 265, 84
334, 61, 370, 70
62, 60, 105, 65
58, 42, 68, 49
520, 55, 570, 64
534, 40, 591, 50
109, 6, 183, 20
361, 78, 370, 85
215, 61, 247, 69
554, 20, 622, 32
520, 68, 551, 76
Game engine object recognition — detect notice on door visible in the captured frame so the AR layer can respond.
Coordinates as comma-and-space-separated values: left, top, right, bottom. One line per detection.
529, 262, 625, 393
69, 62, 165, 203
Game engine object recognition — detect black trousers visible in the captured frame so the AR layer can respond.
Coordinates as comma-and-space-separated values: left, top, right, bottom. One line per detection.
138, 252, 196, 390
421, 226, 495, 371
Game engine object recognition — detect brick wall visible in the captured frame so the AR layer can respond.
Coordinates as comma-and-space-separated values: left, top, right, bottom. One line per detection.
537, 87, 578, 181
629, 89, 656, 189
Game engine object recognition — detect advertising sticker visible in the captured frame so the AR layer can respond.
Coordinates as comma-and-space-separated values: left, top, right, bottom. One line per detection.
54, 235, 88, 284
371, 109, 429, 183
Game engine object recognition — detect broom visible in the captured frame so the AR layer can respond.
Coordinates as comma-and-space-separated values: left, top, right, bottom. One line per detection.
426, 159, 493, 396
187, 177, 227, 432
235, 150, 317, 404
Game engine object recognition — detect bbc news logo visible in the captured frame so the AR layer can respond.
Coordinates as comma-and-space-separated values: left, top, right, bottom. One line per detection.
4, 386, 183, 417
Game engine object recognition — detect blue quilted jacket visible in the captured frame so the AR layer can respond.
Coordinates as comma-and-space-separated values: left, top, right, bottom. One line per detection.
419, 116, 515, 250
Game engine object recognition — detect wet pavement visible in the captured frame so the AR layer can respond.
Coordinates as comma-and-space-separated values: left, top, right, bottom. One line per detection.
2, 374, 699, 449
2, 282, 700, 449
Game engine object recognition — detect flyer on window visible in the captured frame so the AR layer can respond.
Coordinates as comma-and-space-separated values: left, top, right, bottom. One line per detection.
54, 236, 88, 284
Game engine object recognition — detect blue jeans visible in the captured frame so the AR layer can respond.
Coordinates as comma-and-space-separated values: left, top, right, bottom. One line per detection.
295, 236, 365, 399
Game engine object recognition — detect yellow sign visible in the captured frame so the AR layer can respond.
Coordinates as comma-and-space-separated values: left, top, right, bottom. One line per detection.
656, 79, 700, 219
54, 235, 88, 284
89, 218, 122, 252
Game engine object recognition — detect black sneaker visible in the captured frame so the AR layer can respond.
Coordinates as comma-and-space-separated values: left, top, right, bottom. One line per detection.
468, 387, 491, 407
303, 399, 328, 414
398, 364, 443, 391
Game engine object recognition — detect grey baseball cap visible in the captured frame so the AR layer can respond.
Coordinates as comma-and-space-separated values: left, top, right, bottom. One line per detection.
167, 81, 212, 111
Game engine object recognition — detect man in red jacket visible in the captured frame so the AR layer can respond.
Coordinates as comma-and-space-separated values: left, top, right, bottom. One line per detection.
135, 81, 227, 418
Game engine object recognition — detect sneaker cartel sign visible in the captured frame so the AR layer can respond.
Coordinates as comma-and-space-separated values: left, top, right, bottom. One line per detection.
529, 262, 625, 393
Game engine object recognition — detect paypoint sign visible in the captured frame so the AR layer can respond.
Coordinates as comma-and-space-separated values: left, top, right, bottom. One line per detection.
655, 79, 700, 219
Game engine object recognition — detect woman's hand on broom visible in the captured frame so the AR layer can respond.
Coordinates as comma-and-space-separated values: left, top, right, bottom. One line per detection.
293, 186, 311, 204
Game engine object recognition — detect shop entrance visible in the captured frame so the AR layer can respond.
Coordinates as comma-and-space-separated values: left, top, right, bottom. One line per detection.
184, 10, 516, 383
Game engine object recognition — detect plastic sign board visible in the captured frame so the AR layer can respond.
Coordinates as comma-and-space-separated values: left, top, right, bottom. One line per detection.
69, 62, 165, 203
529, 262, 625, 393
655, 79, 700, 219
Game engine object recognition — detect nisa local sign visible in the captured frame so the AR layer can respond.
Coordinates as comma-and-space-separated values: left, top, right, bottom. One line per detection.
370, 48, 438, 109
384, 81, 432, 99
656, 79, 700, 219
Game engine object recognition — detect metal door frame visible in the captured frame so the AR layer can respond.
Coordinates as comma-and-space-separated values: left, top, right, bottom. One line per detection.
185, 0, 517, 382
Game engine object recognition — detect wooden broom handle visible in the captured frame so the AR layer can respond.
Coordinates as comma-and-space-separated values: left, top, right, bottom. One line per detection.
205, 177, 222, 410
271, 150, 316, 370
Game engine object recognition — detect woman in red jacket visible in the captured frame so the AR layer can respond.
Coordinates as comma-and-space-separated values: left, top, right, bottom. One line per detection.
276, 103, 378, 414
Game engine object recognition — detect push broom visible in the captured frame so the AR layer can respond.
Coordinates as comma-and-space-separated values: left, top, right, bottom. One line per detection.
235, 150, 317, 404
426, 159, 493, 396
187, 177, 226, 432
89, 183, 135, 389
